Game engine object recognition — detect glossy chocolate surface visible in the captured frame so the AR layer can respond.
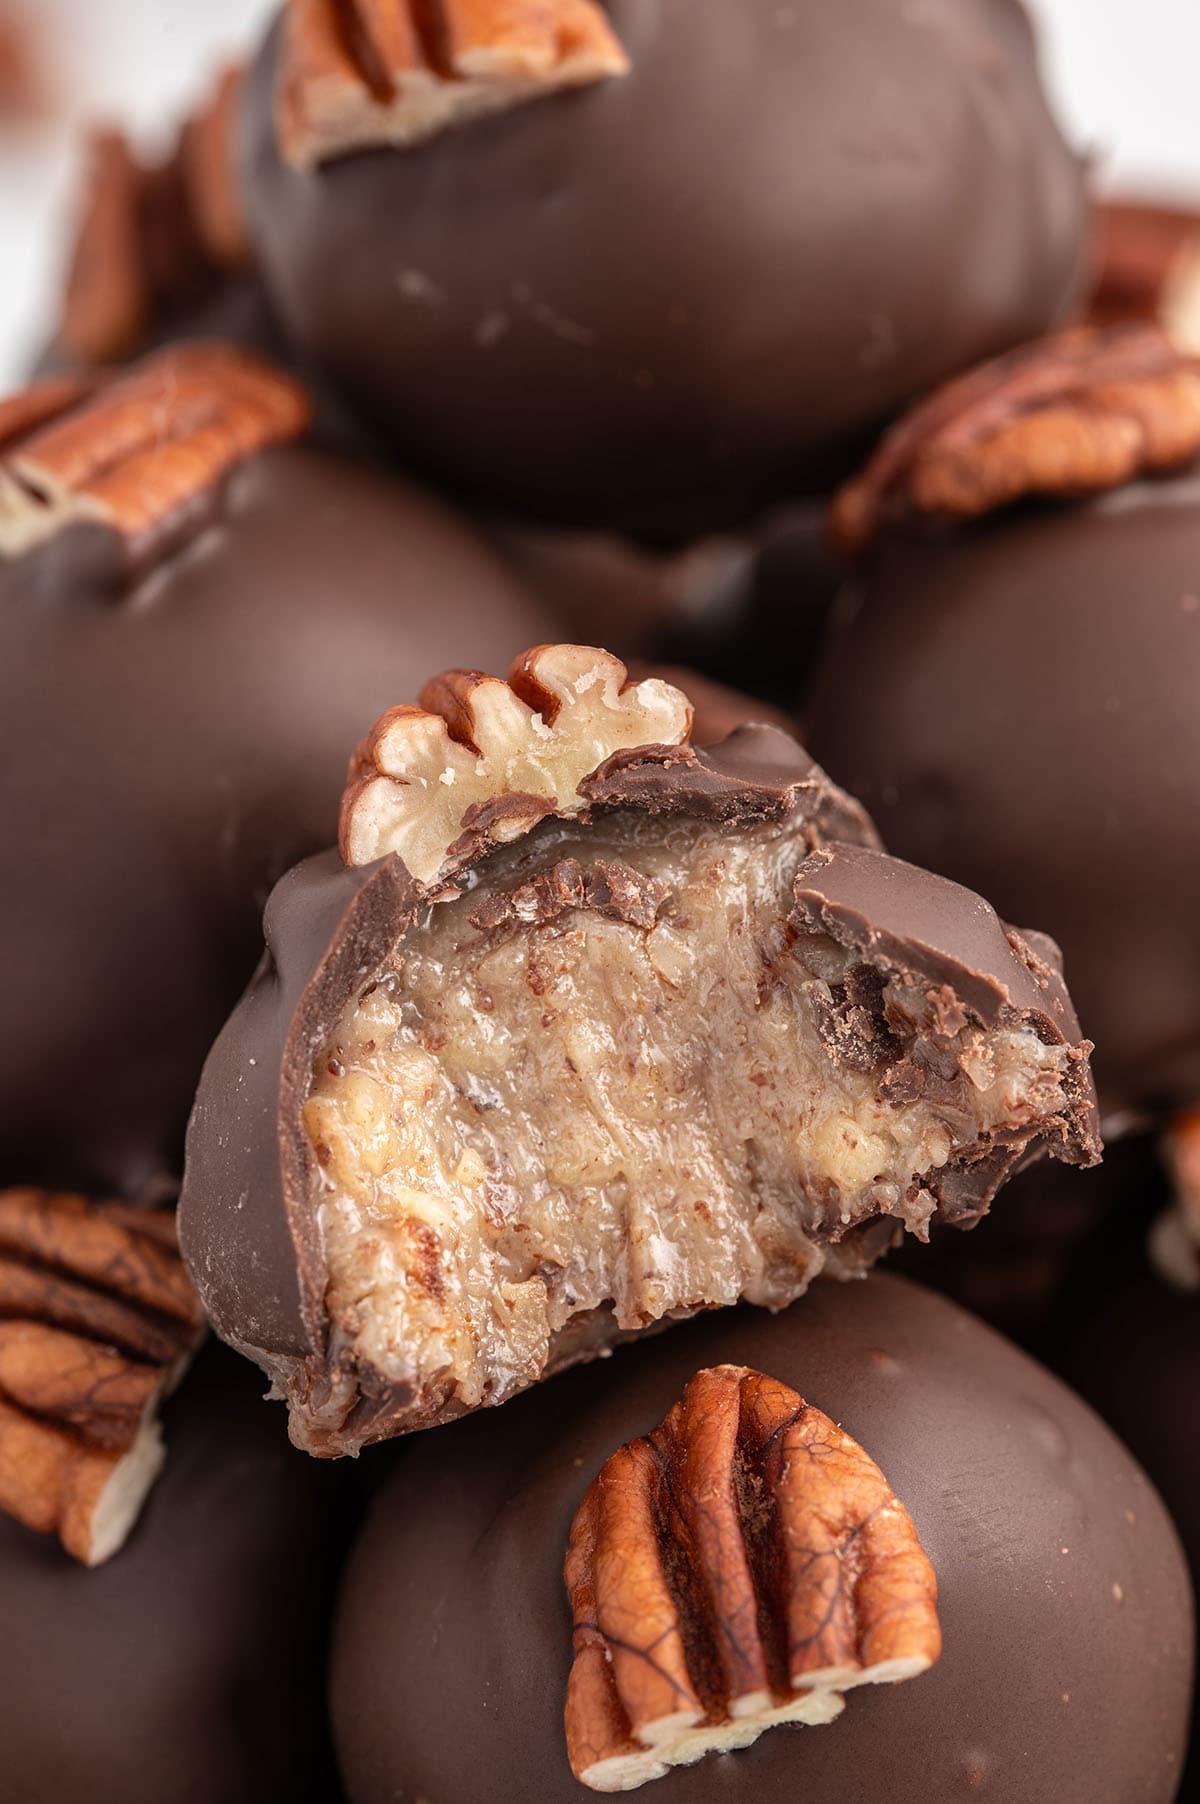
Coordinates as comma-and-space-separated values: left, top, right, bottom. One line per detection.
331, 1273, 1192, 1803
243, 0, 1087, 538
808, 474, 1200, 1126
0, 442, 553, 1199
0, 1342, 352, 1804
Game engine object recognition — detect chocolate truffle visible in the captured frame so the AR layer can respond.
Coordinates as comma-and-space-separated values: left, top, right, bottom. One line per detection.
330, 1273, 1193, 1804
0, 1340, 352, 1804
180, 645, 1097, 1457
241, 0, 1087, 539
0, 344, 554, 1201
1047, 1154, 1200, 1796
809, 325, 1200, 1126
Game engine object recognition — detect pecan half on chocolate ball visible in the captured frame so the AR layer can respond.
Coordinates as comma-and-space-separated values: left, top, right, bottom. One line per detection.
180, 646, 1098, 1456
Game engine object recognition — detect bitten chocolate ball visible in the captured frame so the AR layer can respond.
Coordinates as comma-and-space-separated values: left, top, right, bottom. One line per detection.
180, 646, 1097, 1458
809, 326, 1200, 1127
241, 0, 1087, 539
0, 344, 553, 1201
0, 1342, 352, 1804
330, 1273, 1193, 1804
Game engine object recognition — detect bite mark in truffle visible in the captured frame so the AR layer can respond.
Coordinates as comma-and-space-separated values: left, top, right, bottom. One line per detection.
181, 651, 1098, 1457
277, 0, 630, 169
0, 1190, 205, 1566
564, 1363, 940, 1792
0, 341, 310, 560
831, 323, 1200, 555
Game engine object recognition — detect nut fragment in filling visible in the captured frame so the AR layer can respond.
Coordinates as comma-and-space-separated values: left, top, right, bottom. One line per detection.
303, 813, 1079, 1435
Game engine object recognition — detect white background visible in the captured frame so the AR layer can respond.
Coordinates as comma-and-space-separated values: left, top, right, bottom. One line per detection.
0, 0, 1197, 387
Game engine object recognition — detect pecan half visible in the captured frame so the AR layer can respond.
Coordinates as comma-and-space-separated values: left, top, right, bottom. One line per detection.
340, 643, 693, 884
1151, 1109, 1200, 1292
832, 323, 1200, 555
564, 1364, 941, 1792
0, 1189, 206, 1565
277, 0, 630, 170
58, 65, 249, 365
0, 342, 310, 561
1091, 200, 1200, 354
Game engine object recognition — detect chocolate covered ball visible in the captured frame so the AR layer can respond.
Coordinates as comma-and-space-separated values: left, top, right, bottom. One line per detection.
810, 480, 1200, 1125
0, 344, 553, 1200
1048, 1158, 1200, 1796
0, 1342, 352, 1804
330, 1273, 1192, 1804
242, 0, 1087, 539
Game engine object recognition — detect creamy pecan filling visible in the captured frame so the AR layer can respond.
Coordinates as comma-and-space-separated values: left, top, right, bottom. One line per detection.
304, 813, 1071, 1419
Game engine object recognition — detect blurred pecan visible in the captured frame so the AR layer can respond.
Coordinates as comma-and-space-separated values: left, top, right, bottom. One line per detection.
1090, 199, 1200, 354
0, 1189, 205, 1565
277, 0, 630, 169
340, 643, 693, 884
832, 323, 1200, 555
564, 1364, 940, 1792
58, 65, 249, 365
0, 341, 310, 562
1151, 1109, 1200, 1292
0, 5, 41, 119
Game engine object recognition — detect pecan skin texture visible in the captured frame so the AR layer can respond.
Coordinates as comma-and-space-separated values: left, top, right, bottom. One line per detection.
564, 1363, 941, 1791
833, 323, 1200, 555
0, 1189, 205, 1565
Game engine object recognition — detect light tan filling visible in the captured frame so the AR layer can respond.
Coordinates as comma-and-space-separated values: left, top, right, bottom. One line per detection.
305, 816, 1069, 1415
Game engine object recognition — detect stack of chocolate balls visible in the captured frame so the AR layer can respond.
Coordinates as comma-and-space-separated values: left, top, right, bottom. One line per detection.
0, 3, 1196, 1801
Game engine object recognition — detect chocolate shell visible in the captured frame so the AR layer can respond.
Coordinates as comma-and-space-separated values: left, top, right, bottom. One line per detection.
808, 467, 1200, 1128
0, 349, 554, 1200
241, 0, 1087, 538
180, 679, 1097, 1456
329, 1273, 1193, 1804
0, 1342, 353, 1804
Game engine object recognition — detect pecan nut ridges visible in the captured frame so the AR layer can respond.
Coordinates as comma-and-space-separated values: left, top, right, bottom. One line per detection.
0, 1190, 205, 1564
832, 323, 1200, 555
277, 0, 629, 168
564, 1363, 940, 1791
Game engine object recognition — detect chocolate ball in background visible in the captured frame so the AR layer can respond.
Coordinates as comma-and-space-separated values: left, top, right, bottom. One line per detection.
0, 1342, 354, 1804
656, 506, 849, 717
330, 1274, 1192, 1804
889, 1135, 1153, 1353
1048, 1160, 1200, 1796
0, 355, 555, 1202
807, 471, 1200, 1129
242, 0, 1087, 541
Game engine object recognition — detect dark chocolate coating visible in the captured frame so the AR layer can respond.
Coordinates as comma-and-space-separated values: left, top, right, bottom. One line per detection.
243, 0, 1087, 539
0, 443, 553, 1200
807, 474, 1200, 1127
330, 1273, 1192, 1804
179, 751, 1096, 1428
0, 1341, 352, 1804
1047, 1157, 1200, 1795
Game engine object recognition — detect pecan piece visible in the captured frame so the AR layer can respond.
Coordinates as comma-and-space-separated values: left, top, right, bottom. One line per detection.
1151, 1109, 1200, 1292
1091, 200, 1200, 354
277, 0, 630, 169
0, 1189, 206, 1565
0, 341, 310, 561
564, 1364, 941, 1792
832, 323, 1200, 555
57, 65, 249, 365
340, 643, 693, 884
